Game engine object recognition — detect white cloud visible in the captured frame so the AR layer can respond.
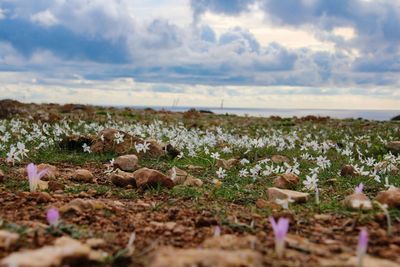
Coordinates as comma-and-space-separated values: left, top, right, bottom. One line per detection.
0, 8, 6, 20
332, 27, 356, 41
31, 9, 58, 26
0, 72, 399, 110
200, 7, 335, 51
126, 0, 192, 26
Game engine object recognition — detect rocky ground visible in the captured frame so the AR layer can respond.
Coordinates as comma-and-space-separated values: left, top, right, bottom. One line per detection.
0, 99, 399, 267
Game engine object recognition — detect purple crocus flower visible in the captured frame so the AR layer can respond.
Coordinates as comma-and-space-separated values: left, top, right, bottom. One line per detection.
357, 228, 368, 267
213, 225, 221, 237
27, 163, 48, 192
355, 183, 364, 194
269, 216, 289, 257
46, 208, 60, 227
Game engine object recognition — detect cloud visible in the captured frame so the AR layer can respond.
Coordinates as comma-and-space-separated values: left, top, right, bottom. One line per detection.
191, 0, 256, 21
0, 0, 399, 109
142, 19, 183, 49
260, 0, 400, 68
219, 27, 260, 53
30, 9, 58, 26
199, 25, 216, 42
0, 8, 6, 20
0, 18, 131, 63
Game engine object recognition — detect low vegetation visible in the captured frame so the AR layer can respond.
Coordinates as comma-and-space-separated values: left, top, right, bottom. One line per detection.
0, 100, 399, 266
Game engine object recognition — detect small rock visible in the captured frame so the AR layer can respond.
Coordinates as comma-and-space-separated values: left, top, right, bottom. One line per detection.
78, 192, 91, 198
183, 176, 203, 187
343, 193, 372, 210
1, 236, 106, 267
149, 221, 176, 231
37, 180, 49, 191
267, 187, 309, 203
255, 198, 268, 209
48, 181, 65, 191
37, 164, 59, 180
28, 191, 52, 203
202, 235, 258, 250
110, 169, 136, 187
29, 192, 53, 203
0, 230, 19, 249
314, 214, 332, 221
133, 168, 174, 189
345, 255, 400, 267
273, 173, 300, 189
386, 141, 400, 154
167, 167, 203, 187
143, 139, 166, 157
71, 169, 94, 183
216, 158, 239, 170
136, 200, 151, 208
167, 167, 188, 185
60, 199, 107, 214
340, 165, 356, 177
186, 165, 204, 171
148, 247, 263, 267
286, 234, 328, 256
376, 187, 400, 208
114, 154, 139, 171
164, 222, 177, 230
271, 155, 290, 164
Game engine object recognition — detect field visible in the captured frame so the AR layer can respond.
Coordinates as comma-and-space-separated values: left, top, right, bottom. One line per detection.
0, 100, 399, 267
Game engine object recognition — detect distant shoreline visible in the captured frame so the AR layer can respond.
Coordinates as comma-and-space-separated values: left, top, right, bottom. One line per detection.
2, 99, 399, 121
125, 105, 400, 121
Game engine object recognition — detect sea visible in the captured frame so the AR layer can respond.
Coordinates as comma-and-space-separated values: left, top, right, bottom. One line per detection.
130, 106, 400, 121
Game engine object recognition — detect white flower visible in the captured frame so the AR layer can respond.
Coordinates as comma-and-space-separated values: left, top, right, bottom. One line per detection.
384, 176, 391, 188
222, 146, 232, 153
239, 169, 249, 177
284, 162, 300, 175
17, 142, 29, 159
210, 152, 220, 160
249, 164, 261, 177
82, 143, 92, 153
240, 158, 250, 165
316, 155, 331, 169
370, 170, 381, 183
114, 132, 125, 144
303, 174, 319, 191
6, 146, 20, 164
354, 165, 369, 176
170, 167, 177, 181
135, 141, 150, 153
216, 167, 227, 179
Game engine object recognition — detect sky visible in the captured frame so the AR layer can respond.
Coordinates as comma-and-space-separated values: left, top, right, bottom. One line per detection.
0, 0, 400, 110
